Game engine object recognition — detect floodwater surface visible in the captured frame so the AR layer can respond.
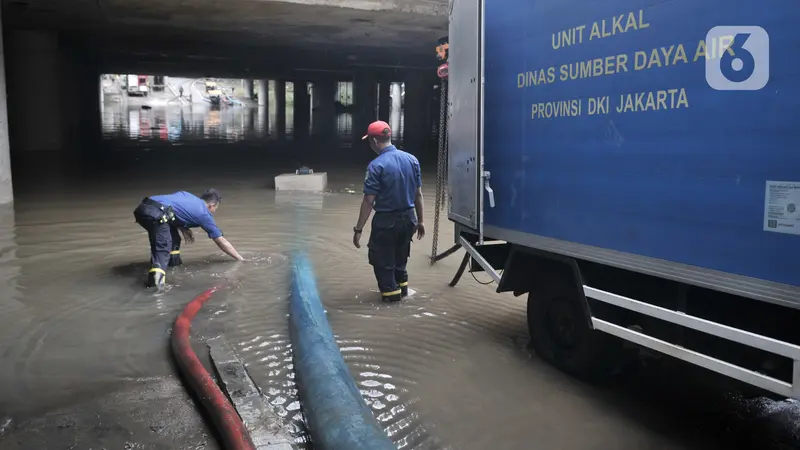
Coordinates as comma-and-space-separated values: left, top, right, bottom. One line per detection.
0, 101, 798, 449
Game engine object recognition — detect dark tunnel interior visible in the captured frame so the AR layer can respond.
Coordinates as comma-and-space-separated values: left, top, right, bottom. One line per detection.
1, 0, 448, 195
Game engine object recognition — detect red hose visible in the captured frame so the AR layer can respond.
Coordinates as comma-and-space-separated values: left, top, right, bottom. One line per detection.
171, 287, 256, 450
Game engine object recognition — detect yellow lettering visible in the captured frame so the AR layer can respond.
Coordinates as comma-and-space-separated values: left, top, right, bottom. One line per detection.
645, 92, 656, 110
615, 88, 689, 114
638, 10, 650, 29
602, 19, 612, 38
625, 12, 639, 32
694, 40, 707, 61
657, 90, 667, 109
537, 70, 548, 84
559, 54, 628, 81
590, 22, 601, 40
593, 58, 603, 76
580, 60, 591, 78
586, 10, 650, 43
604, 55, 615, 75
647, 48, 662, 69
674, 44, 688, 64
575, 25, 586, 44
547, 67, 556, 83
634, 51, 647, 70
612, 15, 625, 34
588, 96, 610, 115
517, 73, 525, 88
531, 99, 582, 119
551, 24, 589, 50
617, 54, 629, 73
719, 35, 735, 57
676, 88, 689, 108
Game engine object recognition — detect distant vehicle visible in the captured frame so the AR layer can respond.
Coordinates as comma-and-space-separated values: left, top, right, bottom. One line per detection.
205, 80, 222, 106
126, 74, 149, 97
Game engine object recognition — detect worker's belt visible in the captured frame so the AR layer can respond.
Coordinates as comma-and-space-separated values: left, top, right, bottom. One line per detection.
142, 197, 176, 224
374, 208, 414, 216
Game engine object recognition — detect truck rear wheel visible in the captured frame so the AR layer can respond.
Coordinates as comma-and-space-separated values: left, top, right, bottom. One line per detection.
527, 285, 628, 379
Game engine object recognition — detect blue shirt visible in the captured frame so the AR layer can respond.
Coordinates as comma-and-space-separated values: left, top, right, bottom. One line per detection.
149, 191, 223, 239
363, 146, 422, 213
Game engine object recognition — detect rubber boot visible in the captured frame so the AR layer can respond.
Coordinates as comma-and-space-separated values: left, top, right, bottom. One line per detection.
399, 282, 409, 298
146, 268, 166, 291
382, 290, 403, 303
168, 250, 183, 267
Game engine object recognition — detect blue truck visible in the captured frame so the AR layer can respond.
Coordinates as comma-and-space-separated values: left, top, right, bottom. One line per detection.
444, 0, 800, 398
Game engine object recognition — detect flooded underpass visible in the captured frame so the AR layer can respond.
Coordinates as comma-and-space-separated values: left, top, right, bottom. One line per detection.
0, 100, 798, 450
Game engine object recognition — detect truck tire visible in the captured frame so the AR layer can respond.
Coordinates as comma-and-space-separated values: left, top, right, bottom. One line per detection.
527, 284, 628, 380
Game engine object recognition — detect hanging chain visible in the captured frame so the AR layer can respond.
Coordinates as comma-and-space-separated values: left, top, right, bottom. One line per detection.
430, 79, 449, 264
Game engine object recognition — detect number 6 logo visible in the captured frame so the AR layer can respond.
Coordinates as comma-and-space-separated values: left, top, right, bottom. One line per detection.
705, 26, 770, 91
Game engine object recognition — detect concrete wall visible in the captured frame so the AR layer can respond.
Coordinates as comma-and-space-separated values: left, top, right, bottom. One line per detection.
0, 9, 13, 204
5, 30, 63, 153
2, 30, 103, 166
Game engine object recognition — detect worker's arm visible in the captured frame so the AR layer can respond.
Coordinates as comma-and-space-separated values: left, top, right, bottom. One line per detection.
213, 236, 245, 261
413, 159, 425, 239
353, 164, 381, 248
202, 217, 245, 261
414, 187, 425, 239
356, 194, 376, 231
358, 163, 381, 231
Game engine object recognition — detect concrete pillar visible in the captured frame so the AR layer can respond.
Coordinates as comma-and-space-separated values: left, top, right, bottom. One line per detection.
275, 79, 286, 139
243, 79, 253, 100
378, 81, 390, 122
61, 55, 102, 152
0, 11, 13, 204
312, 80, 336, 137
257, 79, 268, 107
391, 82, 402, 113
293, 81, 310, 141
403, 73, 428, 150
6, 30, 62, 154
353, 73, 377, 145
257, 105, 268, 138
389, 82, 402, 140
99, 75, 104, 115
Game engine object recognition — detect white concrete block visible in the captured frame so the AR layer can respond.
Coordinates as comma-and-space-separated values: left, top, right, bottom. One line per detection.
274, 172, 327, 192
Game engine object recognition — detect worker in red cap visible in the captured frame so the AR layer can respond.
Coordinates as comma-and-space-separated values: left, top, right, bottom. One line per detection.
352, 120, 425, 302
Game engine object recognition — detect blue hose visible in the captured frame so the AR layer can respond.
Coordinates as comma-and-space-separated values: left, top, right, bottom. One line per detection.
289, 251, 396, 450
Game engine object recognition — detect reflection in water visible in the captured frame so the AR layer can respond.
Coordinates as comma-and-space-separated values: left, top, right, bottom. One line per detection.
103, 102, 405, 147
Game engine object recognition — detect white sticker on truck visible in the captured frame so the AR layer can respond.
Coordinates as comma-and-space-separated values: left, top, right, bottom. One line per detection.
763, 181, 800, 235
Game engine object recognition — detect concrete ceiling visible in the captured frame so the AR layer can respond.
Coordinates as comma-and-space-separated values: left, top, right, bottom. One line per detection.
3, 0, 449, 67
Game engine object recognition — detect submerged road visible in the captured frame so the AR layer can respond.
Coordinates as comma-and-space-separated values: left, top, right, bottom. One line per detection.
0, 101, 798, 449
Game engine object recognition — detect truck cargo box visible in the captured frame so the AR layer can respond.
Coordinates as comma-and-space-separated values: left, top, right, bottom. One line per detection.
449, 0, 800, 304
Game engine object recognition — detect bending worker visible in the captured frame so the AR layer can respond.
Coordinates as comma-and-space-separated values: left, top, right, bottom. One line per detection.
133, 189, 245, 289
352, 121, 425, 302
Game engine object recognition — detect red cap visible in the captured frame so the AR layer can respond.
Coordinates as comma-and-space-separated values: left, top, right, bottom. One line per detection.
362, 121, 392, 140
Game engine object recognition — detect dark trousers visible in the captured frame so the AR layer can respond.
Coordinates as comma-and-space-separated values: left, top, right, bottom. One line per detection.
368, 210, 417, 301
133, 202, 182, 276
